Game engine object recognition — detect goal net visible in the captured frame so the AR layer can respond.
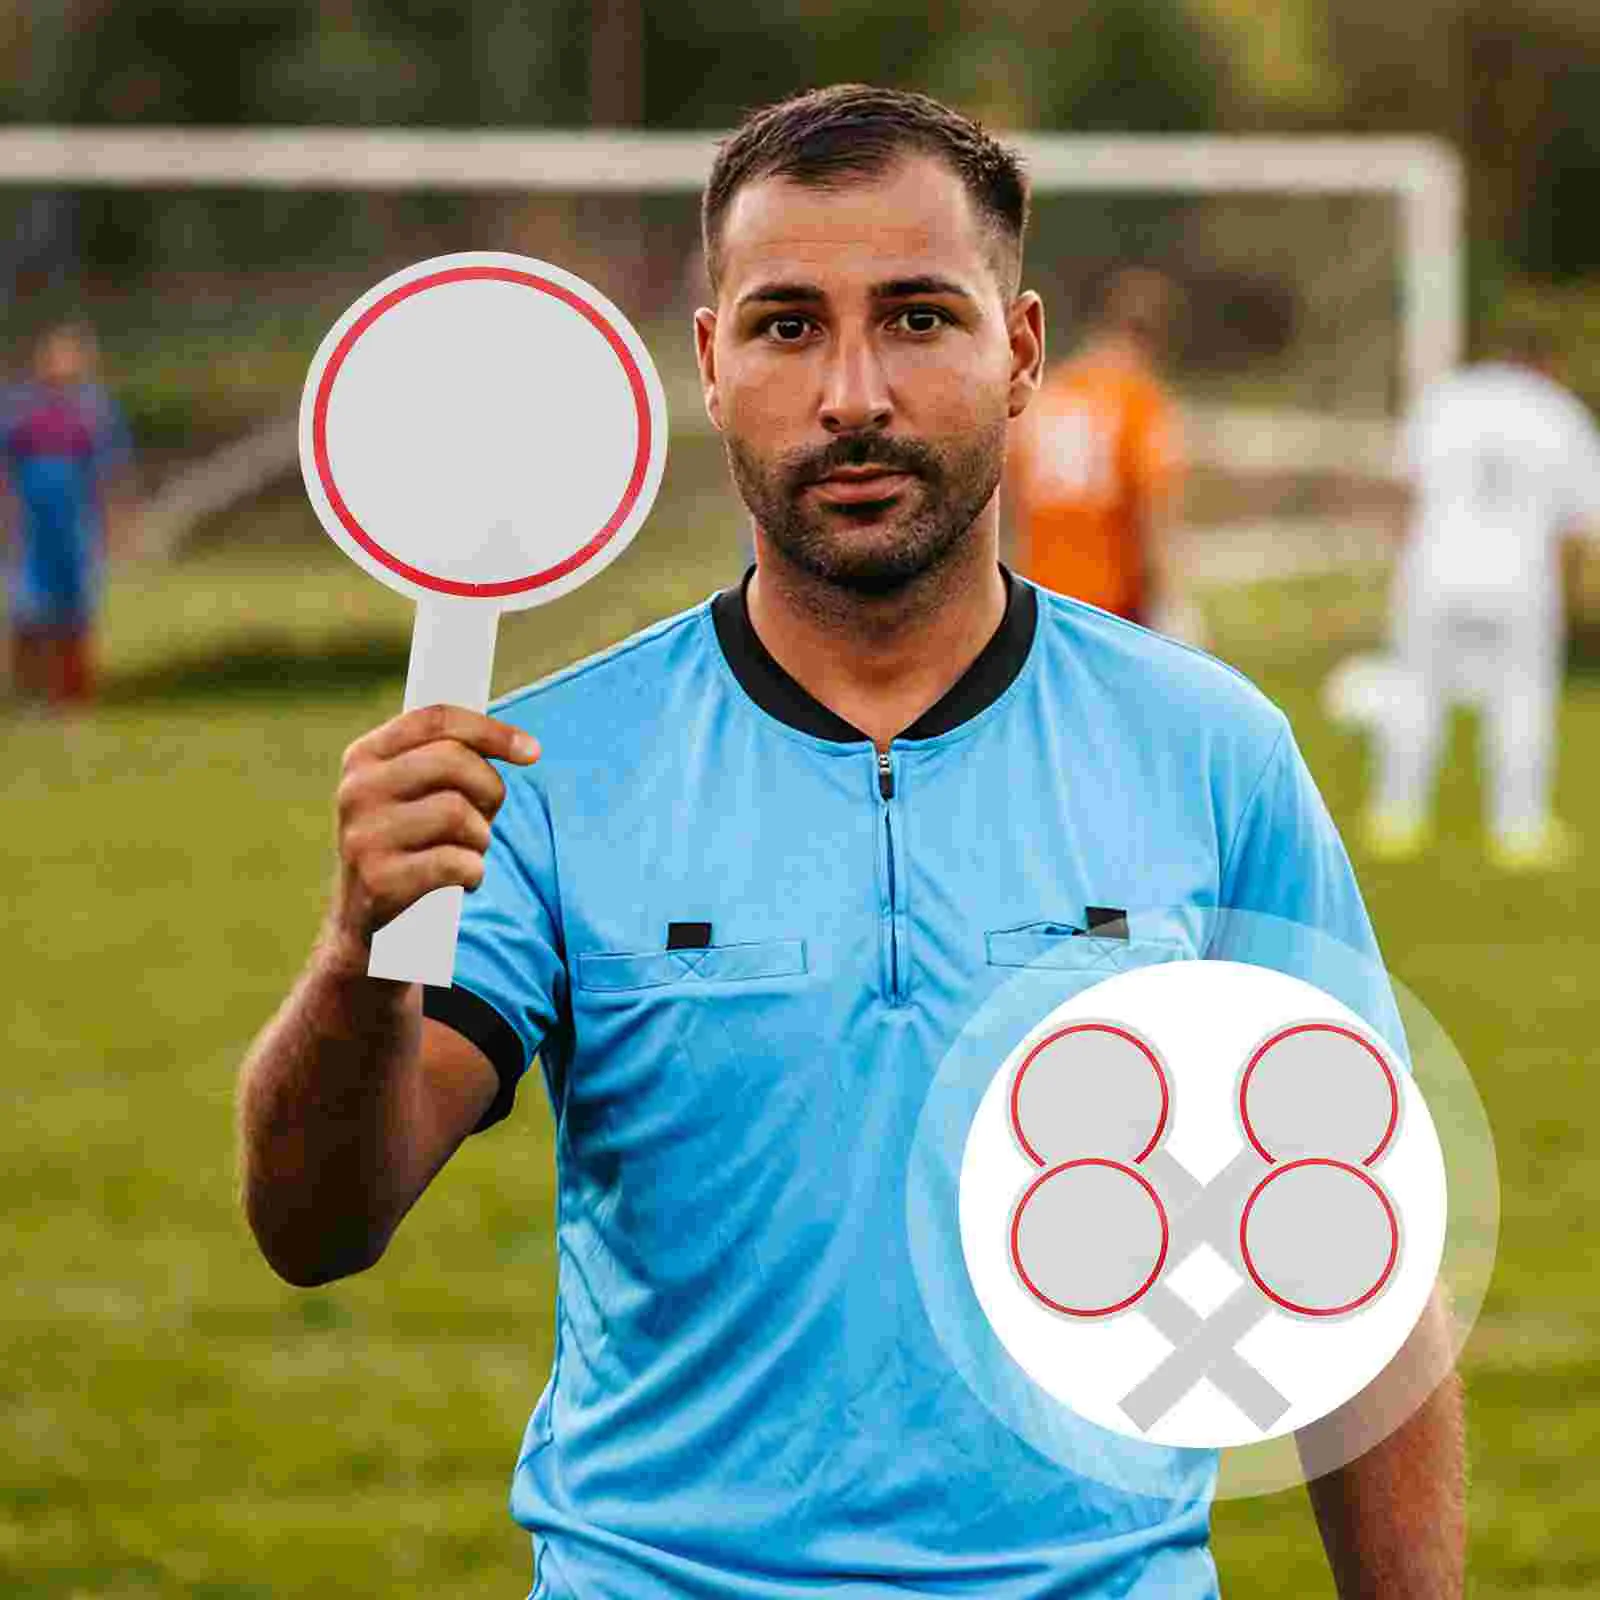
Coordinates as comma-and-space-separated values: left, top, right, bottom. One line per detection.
0, 128, 1462, 631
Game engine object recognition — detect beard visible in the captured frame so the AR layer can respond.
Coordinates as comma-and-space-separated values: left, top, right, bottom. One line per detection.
724, 418, 1006, 596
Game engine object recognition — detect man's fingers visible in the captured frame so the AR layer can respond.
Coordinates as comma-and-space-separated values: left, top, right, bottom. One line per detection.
347, 705, 540, 770
364, 741, 510, 816
365, 791, 495, 856
370, 847, 489, 917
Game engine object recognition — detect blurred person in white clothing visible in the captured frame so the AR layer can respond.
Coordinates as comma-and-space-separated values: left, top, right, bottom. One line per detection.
1362, 328, 1600, 869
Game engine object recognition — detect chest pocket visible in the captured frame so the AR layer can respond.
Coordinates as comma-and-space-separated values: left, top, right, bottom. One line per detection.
576, 938, 808, 993
985, 921, 1189, 975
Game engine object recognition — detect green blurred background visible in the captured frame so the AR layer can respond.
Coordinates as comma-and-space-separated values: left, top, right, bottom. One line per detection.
3, 2, 1600, 1596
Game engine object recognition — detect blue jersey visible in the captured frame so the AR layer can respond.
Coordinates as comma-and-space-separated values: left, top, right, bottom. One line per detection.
424, 570, 1400, 1599
2, 381, 132, 626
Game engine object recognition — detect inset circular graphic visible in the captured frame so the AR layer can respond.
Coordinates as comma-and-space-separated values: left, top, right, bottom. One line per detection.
1010, 1023, 1169, 1167
1240, 1158, 1400, 1316
945, 954, 1455, 1460
1238, 1023, 1399, 1166
1010, 1158, 1169, 1317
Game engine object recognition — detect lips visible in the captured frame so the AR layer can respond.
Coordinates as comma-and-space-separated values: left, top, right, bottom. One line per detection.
809, 469, 914, 503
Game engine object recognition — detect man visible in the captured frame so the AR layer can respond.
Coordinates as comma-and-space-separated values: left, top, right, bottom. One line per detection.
1362, 327, 1600, 870
238, 86, 1462, 1597
1004, 265, 1194, 637
1, 320, 136, 708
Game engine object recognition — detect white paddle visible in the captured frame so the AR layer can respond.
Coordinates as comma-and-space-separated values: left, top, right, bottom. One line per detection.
298, 252, 669, 985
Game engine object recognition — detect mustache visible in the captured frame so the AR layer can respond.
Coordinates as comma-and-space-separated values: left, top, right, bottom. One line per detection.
789, 435, 939, 486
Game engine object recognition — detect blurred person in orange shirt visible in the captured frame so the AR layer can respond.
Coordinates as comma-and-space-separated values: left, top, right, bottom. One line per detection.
1004, 267, 1195, 638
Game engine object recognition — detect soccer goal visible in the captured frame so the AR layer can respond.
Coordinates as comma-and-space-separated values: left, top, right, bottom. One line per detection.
0, 125, 1462, 580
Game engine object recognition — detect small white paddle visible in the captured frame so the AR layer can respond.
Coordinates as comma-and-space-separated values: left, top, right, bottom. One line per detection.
298, 251, 669, 985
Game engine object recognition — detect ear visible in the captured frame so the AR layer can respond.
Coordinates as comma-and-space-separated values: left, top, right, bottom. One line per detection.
693, 307, 724, 432
1005, 290, 1045, 420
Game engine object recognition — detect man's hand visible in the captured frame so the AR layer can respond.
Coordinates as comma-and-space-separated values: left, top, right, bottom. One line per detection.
326, 704, 540, 964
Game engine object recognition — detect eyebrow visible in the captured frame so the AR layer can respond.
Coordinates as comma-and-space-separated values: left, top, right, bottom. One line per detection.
735, 275, 978, 311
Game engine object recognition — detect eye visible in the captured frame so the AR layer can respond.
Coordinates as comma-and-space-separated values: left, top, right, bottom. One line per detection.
893, 306, 951, 335
762, 315, 814, 344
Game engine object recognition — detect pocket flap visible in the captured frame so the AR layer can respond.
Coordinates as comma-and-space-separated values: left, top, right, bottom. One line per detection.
577, 939, 808, 993
985, 922, 1185, 973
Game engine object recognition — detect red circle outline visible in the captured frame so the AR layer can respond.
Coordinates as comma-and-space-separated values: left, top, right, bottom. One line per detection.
1009, 1022, 1170, 1168
1009, 1158, 1170, 1318
311, 265, 653, 597
1237, 1022, 1400, 1167
1238, 1157, 1400, 1317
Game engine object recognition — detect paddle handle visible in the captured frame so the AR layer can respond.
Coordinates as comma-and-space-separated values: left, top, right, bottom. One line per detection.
368, 595, 501, 987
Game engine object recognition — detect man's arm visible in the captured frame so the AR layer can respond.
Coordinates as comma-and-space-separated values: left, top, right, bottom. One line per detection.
1385, 482, 1415, 548
236, 937, 498, 1286
1212, 726, 1465, 1592
1387, 393, 1423, 548
91, 392, 141, 559
236, 705, 540, 1286
1134, 385, 1195, 637
1557, 407, 1600, 577
98, 465, 142, 560
1297, 1283, 1465, 1598
1134, 483, 1182, 624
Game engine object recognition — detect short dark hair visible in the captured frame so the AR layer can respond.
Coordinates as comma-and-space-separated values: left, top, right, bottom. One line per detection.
702, 84, 1030, 298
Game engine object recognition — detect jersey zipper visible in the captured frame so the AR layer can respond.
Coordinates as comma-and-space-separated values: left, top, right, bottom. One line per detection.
878, 747, 904, 1004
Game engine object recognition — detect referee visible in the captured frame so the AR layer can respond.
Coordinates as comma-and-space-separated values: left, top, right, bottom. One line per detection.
238, 85, 1464, 1599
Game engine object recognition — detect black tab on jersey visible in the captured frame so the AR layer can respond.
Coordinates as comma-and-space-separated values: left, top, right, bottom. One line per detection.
667, 921, 713, 950
1085, 906, 1130, 940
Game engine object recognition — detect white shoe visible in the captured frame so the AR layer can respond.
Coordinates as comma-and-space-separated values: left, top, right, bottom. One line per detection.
1358, 808, 1431, 863
1488, 818, 1581, 873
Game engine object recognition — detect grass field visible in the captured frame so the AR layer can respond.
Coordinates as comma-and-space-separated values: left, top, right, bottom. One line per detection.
4, 455, 1599, 1597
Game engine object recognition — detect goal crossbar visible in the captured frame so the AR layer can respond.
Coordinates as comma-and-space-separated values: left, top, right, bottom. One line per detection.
0, 125, 1462, 404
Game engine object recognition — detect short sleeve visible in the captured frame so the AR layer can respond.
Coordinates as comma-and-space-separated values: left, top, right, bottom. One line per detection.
421, 762, 568, 1132
1209, 721, 1408, 1063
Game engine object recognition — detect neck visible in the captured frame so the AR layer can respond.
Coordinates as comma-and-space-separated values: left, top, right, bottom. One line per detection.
744, 517, 1007, 751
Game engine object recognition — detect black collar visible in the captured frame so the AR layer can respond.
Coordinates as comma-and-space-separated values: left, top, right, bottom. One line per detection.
711, 564, 1037, 744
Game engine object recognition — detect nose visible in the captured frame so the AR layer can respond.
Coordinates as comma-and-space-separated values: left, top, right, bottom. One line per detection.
817, 329, 892, 436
